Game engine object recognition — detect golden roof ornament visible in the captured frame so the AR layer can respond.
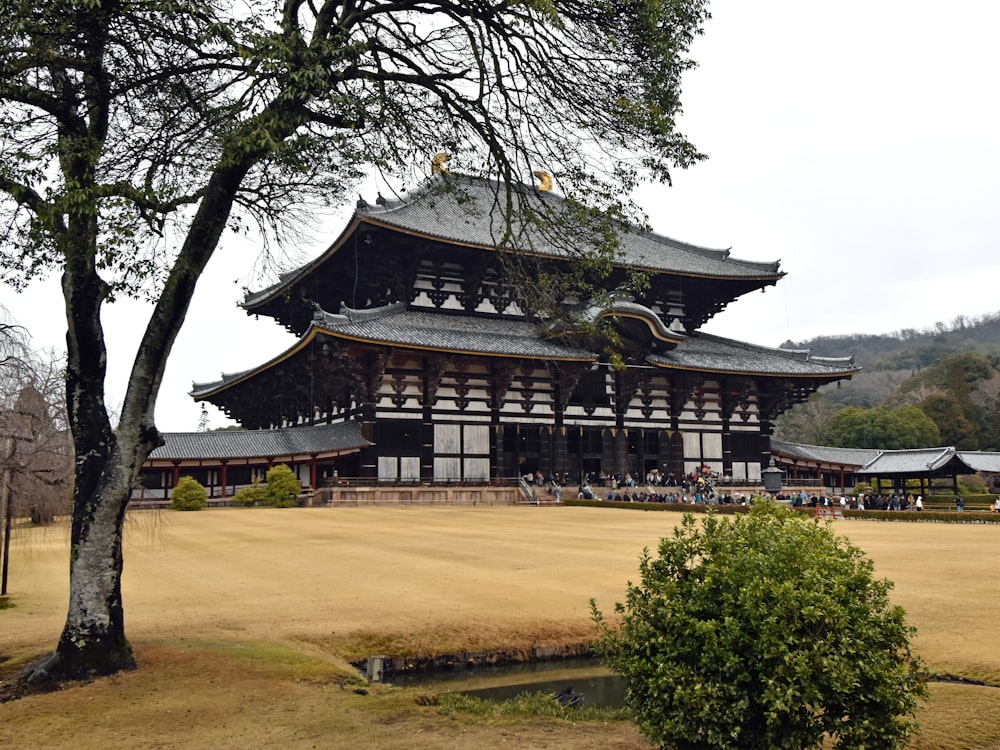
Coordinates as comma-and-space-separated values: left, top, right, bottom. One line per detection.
533, 170, 552, 191
431, 152, 451, 174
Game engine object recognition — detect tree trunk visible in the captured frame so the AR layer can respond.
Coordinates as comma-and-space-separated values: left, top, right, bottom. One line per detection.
55, 450, 136, 676
18, 439, 139, 684
17, 101, 293, 688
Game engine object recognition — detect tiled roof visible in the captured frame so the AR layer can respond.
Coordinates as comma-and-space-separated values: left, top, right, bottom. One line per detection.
859, 447, 957, 474
647, 334, 859, 377
359, 176, 782, 277
854, 447, 992, 476
312, 304, 596, 360
190, 305, 595, 397
148, 421, 369, 461
769, 443, 1000, 476
956, 451, 1000, 473
770, 439, 878, 467
192, 305, 859, 399
244, 174, 782, 308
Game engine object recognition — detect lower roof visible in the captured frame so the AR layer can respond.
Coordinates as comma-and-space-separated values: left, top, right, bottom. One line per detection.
772, 440, 1000, 477
770, 439, 879, 468
857, 447, 1000, 477
191, 305, 858, 399
147, 421, 369, 463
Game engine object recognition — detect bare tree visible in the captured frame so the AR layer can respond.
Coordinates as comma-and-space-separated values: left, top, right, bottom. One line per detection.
773, 393, 839, 446
1, 0, 710, 681
2, 355, 73, 524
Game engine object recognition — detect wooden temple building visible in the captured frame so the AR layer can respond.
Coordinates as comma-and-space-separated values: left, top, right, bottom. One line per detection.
138, 172, 860, 499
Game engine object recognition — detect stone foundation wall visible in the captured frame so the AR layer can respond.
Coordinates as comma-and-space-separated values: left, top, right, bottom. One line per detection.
320, 485, 523, 506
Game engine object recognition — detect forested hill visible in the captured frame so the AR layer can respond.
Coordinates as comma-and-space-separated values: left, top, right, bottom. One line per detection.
773, 311, 1000, 453
780, 311, 1000, 371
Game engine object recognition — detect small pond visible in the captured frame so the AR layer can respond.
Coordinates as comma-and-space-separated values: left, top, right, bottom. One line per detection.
389, 656, 627, 708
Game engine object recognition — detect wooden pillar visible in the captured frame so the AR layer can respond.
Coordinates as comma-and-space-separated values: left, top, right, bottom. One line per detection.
488, 363, 516, 481
359, 350, 390, 480
492, 424, 505, 482
613, 370, 641, 478
548, 363, 581, 482
611, 429, 626, 479
601, 428, 616, 479
552, 426, 568, 481
719, 382, 745, 481
220, 463, 229, 498
658, 429, 672, 477
360, 401, 378, 479
551, 394, 567, 481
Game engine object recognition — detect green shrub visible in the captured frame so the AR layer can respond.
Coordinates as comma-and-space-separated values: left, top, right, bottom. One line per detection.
231, 481, 267, 507
264, 464, 302, 507
592, 500, 927, 750
170, 476, 208, 511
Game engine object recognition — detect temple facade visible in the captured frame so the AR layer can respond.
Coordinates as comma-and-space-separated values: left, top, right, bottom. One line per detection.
184, 172, 858, 490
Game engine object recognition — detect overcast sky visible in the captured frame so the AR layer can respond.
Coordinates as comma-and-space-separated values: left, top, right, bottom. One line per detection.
5, 0, 1000, 432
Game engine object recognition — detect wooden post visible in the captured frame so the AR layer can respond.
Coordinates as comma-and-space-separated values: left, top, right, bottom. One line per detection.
1, 435, 13, 595
1, 433, 31, 595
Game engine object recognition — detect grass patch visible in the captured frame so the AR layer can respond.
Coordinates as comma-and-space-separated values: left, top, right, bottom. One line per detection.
438, 690, 631, 722
168, 639, 357, 682
910, 683, 1000, 750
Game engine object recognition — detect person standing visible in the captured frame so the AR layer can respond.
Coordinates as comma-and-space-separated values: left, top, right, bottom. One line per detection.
915, 496, 923, 511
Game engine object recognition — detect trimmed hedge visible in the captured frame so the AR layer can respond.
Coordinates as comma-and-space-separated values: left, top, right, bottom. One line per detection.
843, 509, 1000, 523
565, 498, 751, 514
565, 498, 1000, 523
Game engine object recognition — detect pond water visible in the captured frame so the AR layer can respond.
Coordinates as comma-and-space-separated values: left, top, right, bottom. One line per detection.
389, 656, 628, 708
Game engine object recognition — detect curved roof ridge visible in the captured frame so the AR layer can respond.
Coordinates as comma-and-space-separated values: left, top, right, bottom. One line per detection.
313, 301, 407, 326
555, 294, 685, 343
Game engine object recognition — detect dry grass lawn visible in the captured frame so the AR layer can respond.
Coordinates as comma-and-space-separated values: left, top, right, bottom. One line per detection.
2, 505, 1000, 748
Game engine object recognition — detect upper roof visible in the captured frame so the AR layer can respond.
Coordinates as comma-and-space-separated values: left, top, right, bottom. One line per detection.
244, 173, 784, 311
147, 421, 369, 462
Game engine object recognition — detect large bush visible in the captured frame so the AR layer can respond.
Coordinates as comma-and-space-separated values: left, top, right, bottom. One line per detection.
264, 464, 302, 507
170, 476, 208, 511
592, 501, 927, 749
231, 481, 267, 507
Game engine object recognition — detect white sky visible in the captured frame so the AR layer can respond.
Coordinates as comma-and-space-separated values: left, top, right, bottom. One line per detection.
4, 0, 1000, 432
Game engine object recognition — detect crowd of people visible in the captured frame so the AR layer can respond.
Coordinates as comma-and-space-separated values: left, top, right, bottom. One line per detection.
527, 467, 1000, 513
526, 465, 758, 506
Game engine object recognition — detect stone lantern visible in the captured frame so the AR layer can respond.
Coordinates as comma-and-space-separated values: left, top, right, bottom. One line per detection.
762, 457, 783, 497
